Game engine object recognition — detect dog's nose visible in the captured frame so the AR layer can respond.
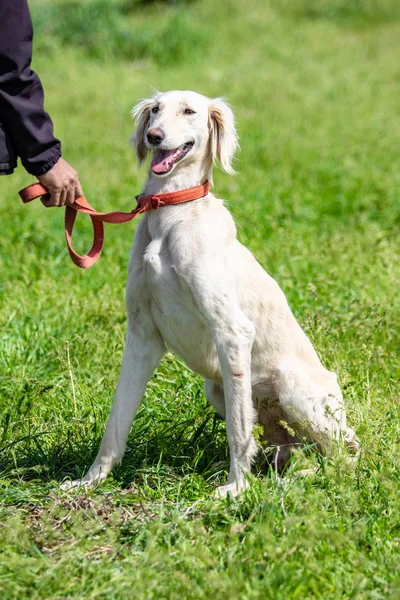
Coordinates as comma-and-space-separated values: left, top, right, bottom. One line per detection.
147, 128, 165, 145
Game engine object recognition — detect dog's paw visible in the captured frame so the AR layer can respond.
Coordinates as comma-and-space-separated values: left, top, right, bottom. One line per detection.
215, 480, 249, 499
344, 428, 360, 461
60, 471, 106, 491
291, 466, 318, 477
60, 478, 89, 491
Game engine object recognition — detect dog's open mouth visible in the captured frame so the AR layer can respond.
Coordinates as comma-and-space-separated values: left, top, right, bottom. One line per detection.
151, 142, 194, 175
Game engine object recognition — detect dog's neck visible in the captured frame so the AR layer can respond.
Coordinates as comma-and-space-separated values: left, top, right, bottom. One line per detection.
142, 157, 212, 197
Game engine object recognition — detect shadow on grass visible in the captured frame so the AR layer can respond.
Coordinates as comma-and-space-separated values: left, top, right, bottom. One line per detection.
0, 402, 231, 489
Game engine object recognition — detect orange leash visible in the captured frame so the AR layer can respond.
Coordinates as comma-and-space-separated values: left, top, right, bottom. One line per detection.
19, 181, 210, 269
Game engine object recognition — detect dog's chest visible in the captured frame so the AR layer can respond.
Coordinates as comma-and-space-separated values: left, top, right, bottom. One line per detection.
142, 238, 164, 278
141, 237, 221, 379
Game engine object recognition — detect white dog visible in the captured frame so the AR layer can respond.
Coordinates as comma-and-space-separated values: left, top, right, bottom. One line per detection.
63, 90, 359, 497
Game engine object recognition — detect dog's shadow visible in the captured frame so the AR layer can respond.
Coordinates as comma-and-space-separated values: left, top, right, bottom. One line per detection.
2, 400, 232, 489
111, 406, 231, 489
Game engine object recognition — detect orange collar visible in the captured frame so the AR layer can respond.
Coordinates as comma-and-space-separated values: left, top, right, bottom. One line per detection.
19, 180, 210, 269
136, 181, 210, 209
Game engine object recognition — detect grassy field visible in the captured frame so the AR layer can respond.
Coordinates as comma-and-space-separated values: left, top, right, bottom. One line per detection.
1, 0, 400, 598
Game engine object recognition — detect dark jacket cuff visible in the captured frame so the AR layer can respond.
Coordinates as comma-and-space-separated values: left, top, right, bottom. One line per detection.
22, 144, 61, 176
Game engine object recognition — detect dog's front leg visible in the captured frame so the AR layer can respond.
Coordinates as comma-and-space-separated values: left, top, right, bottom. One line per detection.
213, 315, 257, 497
62, 295, 166, 489
184, 265, 257, 497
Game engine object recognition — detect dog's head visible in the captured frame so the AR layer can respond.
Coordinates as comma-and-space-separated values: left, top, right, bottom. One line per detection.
131, 90, 238, 178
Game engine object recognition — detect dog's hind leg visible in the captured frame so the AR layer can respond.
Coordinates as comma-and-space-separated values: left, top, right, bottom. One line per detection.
274, 360, 359, 455
62, 284, 166, 489
256, 400, 301, 468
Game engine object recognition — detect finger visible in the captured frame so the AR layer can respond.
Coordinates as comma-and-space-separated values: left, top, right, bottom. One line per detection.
65, 185, 76, 206
75, 180, 84, 200
41, 192, 60, 208
40, 193, 52, 208
51, 190, 62, 207
58, 187, 68, 207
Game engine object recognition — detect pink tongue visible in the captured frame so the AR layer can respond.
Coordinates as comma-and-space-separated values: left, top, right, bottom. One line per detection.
151, 149, 177, 174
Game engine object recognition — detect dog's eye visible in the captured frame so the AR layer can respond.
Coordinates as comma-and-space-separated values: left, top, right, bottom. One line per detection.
152, 106, 159, 114
184, 108, 196, 115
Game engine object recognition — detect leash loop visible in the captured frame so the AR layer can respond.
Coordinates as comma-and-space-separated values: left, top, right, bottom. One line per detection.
64, 205, 105, 269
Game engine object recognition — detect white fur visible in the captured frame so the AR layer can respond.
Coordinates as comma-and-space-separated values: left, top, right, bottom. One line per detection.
62, 90, 359, 497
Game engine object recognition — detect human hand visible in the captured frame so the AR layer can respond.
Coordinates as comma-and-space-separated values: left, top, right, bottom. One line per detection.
37, 157, 83, 207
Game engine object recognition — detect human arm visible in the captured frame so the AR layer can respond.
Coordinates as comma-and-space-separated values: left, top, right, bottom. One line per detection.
0, 0, 82, 205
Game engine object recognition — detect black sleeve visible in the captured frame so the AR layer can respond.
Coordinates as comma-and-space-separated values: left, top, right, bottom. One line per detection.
0, 0, 61, 176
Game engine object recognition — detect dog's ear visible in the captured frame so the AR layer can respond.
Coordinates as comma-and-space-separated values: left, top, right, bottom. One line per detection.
208, 98, 239, 174
130, 98, 153, 166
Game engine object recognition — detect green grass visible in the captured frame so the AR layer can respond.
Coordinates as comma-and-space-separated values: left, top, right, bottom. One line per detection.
1, 0, 400, 598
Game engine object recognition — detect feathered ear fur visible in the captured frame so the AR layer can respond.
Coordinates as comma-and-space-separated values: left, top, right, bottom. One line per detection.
130, 98, 154, 166
208, 98, 239, 174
